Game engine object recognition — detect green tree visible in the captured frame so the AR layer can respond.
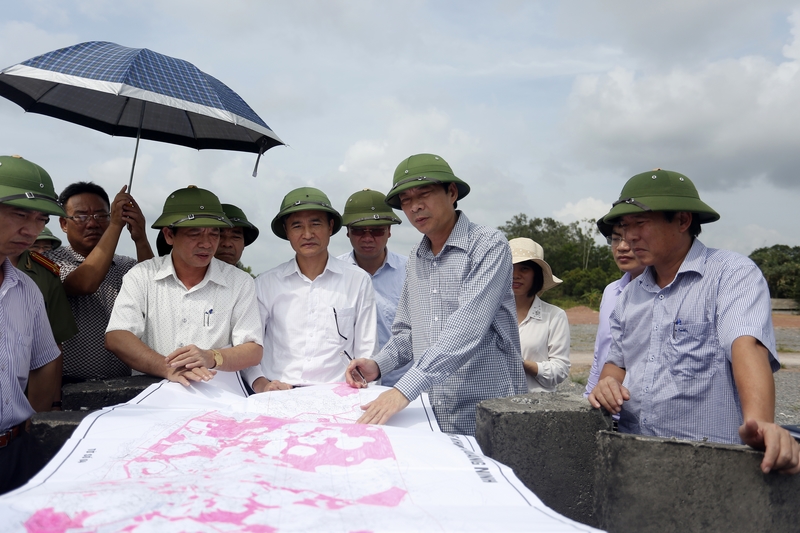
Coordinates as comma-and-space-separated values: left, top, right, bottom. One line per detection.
499, 214, 620, 307
749, 245, 800, 303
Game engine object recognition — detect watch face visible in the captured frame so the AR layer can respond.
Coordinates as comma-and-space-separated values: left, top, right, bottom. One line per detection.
214, 350, 223, 367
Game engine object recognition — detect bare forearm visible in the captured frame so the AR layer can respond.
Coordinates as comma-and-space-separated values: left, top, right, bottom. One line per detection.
27, 358, 61, 412
63, 224, 124, 295
598, 362, 626, 384
215, 342, 262, 372
105, 330, 169, 378
134, 238, 154, 262
731, 336, 775, 423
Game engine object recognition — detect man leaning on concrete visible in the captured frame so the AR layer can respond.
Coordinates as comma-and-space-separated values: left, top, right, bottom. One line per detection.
48, 181, 154, 382
337, 189, 410, 387
583, 221, 645, 399
253, 187, 378, 391
105, 186, 262, 387
0, 155, 65, 493
346, 153, 526, 436
588, 169, 800, 475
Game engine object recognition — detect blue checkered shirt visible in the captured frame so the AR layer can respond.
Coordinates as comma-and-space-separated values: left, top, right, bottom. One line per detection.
607, 239, 779, 444
373, 212, 526, 435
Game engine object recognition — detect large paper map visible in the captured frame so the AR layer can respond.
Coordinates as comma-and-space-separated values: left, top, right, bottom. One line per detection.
1, 381, 602, 532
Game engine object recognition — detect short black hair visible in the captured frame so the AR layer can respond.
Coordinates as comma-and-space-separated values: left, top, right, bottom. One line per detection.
663, 211, 702, 238
58, 182, 110, 210
519, 260, 544, 298
440, 182, 458, 209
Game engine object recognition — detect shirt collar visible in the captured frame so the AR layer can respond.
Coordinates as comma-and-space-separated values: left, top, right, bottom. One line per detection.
418, 211, 470, 258
283, 253, 342, 281
640, 238, 707, 289
154, 255, 229, 289
520, 295, 543, 325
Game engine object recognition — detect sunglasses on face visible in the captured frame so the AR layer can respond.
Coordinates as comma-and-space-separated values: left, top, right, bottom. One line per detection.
350, 227, 386, 237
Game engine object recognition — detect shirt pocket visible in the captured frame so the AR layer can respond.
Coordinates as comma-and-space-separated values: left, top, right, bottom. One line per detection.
6, 330, 34, 383
664, 321, 720, 380
332, 306, 356, 343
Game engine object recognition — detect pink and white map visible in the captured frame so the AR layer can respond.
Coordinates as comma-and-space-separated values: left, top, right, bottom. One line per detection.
0, 383, 602, 532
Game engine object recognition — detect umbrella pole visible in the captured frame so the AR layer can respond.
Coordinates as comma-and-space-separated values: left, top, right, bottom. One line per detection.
128, 102, 146, 193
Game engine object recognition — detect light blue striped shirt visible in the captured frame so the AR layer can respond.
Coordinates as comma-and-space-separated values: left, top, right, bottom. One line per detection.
0, 258, 60, 431
373, 212, 527, 435
607, 239, 778, 444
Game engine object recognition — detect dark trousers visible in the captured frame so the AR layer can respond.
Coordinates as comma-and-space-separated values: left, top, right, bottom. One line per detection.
0, 430, 36, 495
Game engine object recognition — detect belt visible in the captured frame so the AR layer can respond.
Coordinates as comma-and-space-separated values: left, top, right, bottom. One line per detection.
0, 421, 28, 448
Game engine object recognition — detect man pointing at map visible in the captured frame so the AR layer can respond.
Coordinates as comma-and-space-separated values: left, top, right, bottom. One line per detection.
345, 154, 526, 435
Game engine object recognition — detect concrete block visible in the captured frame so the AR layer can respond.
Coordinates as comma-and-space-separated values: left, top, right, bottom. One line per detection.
62, 376, 162, 411
475, 392, 612, 528
594, 431, 800, 533
29, 411, 94, 472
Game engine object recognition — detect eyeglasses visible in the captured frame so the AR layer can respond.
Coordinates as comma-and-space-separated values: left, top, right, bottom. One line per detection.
333, 307, 347, 340
65, 213, 111, 224
349, 227, 386, 237
606, 236, 623, 247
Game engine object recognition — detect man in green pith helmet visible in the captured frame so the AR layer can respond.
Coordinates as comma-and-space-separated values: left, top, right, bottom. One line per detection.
588, 169, 799, 475
0, 155, 65, 493
105, 186, 263, 389
251, 187, 378, 391
345, 153, 526, 436
29, 226, 62, 254
215, 203, 259, 270
337, 188, 410, 387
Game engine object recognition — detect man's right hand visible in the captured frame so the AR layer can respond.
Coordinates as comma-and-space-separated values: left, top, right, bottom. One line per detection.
345, 358, 380, 388
588, 376, 630, 414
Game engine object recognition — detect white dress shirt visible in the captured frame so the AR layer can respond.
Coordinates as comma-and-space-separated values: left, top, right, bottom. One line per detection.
518, 296, 571, 392
255, 255, 378, 385
106, 255, 263, 385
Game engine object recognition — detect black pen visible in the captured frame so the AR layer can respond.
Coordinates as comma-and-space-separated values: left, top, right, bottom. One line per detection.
341, 350, 368, 386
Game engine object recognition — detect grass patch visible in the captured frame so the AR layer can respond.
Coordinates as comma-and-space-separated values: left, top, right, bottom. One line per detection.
776, 344, 797, 353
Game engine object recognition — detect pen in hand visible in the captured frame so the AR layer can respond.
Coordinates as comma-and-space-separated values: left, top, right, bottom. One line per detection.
342, 350, 368, 386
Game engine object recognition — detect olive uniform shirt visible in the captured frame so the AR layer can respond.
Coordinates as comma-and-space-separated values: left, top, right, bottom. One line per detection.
16, 250, 79, 345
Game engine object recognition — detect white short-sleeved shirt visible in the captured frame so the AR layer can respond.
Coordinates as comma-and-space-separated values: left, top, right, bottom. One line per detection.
255, 255, 378, 385
106, 256, 263, 384
518, 296, 571, 392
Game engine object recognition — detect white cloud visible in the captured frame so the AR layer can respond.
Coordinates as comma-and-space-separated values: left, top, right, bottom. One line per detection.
554, 197, 609, 222
565, 9, 800, 191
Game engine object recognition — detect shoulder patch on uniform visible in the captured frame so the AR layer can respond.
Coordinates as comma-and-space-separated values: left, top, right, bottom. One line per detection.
30, 251, 61, 276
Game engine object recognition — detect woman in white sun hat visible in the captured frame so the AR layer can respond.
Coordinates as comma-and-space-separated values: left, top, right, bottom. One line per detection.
508, 237, 571, 393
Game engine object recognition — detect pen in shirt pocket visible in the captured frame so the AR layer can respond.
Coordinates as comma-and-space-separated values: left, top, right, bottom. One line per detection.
673, 318, 681, 336
204, 308, 214, 327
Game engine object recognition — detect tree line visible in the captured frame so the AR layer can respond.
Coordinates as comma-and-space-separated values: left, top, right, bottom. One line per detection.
500, 213, 800, 308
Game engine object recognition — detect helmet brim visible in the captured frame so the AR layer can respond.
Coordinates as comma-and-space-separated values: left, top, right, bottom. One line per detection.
384, 176, 470, 209
602, 195, 720, 225
271, 204, 343, 240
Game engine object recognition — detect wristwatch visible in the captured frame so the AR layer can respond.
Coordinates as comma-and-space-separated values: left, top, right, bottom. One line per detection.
211, 349, 223, 369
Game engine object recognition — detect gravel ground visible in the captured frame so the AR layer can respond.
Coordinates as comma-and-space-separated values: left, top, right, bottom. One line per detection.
566, 323, 800, 427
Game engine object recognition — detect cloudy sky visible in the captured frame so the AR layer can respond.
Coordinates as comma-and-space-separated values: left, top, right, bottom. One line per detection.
2, 1, 800, 275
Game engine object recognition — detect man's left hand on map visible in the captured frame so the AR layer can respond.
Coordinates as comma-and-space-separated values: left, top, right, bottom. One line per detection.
166, 365, 216, 386
166, 344, 215, 370
739, 419, 800, 474
357, 388, 410, 426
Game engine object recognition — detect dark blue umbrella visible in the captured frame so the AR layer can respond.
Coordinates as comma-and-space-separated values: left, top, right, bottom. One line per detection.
0, 41, 284, 190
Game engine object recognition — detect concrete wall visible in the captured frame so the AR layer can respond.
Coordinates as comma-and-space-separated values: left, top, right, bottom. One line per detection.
476, 393, 800, 533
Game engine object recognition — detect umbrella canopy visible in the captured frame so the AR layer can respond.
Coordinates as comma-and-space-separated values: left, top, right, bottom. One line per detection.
0, 41, 283, 184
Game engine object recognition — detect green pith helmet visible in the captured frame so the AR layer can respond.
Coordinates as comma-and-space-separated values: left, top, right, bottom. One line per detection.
0, 155, 66, 216
601, 169, 720, 225
222, 203, 259, 246
36, 226, 62, 249
342, 189, 402, 227
151, 186, 232, 229
271, 187, 342, 240
385, 153, 470, 209
596, 217, 613, 239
